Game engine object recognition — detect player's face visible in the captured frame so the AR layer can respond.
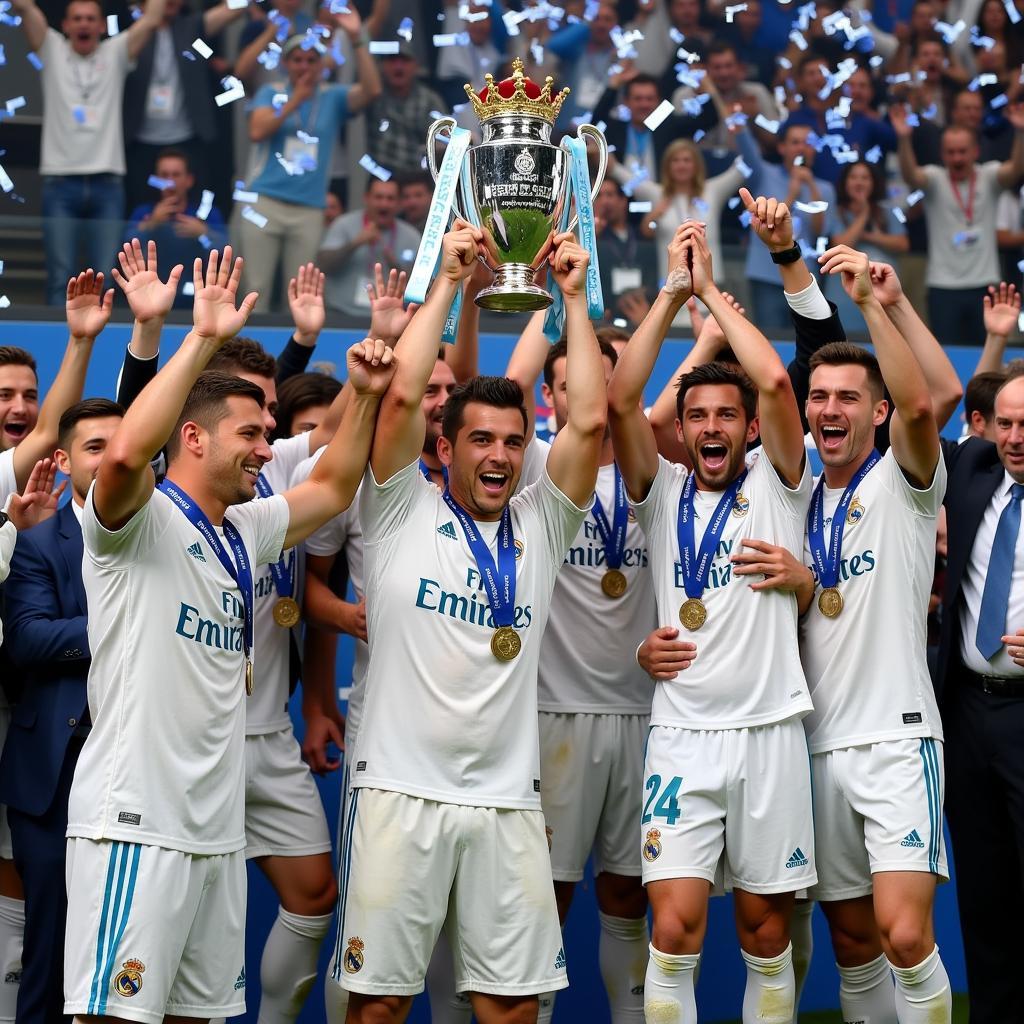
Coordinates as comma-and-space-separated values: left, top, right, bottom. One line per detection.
54, 415, 122, 503
678, 384, 758, 490
439, 403, 526, 520
206, 396, 274, 504
289, 403, 331, 437
0, 364, 39, 450
232, 371, 277, 437
421, 360, 456, 459
994, 377, 1024, 483
806, 364, 887, 468
541, 354, 615, 434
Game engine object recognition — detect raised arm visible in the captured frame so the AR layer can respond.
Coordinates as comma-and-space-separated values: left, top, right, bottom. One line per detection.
13, 272, 109, 492
334, 7, 382, 112
544, 233, 607, 508
202, 0, 250, 38
447, 261, 492, 385
891, 103, 928, 191
9, 0, 47, 52
975, 282, 1020, 373
95, 248, 258, 530
277, 262, 325, 386
125, 0, 167, 60
370, 220, 482, 483
820, 244, 939, 486
997, 104, 1024, 189
504, 310, 549, 440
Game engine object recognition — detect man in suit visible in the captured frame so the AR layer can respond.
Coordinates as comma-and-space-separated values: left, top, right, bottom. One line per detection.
938, 370, 1024, 1024
0, 398, 124, 1024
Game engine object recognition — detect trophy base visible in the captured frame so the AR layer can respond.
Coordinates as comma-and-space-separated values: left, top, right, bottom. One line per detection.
474, 265, 553, 312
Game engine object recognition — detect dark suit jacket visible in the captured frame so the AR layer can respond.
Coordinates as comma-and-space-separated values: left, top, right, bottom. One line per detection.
936, 435, 1007, 701
0, 504, 90, 817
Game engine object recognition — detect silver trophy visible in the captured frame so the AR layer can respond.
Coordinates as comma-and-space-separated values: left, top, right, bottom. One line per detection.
426, 59, 608, 312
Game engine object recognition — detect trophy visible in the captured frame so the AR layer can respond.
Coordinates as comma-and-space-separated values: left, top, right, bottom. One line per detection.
425, 59, 608, 313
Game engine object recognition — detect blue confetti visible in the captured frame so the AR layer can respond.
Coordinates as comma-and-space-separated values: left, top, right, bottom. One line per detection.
26, 52, 42, 70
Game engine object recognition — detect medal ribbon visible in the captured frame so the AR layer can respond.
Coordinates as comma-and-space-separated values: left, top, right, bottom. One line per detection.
254, 474, 296, 601
419, 459, 449, 484
807, 449, 880, 590
591, 464, 629, 571
157, 479, 255, 663
677, 469, 747, 600
441, 488, 517, 629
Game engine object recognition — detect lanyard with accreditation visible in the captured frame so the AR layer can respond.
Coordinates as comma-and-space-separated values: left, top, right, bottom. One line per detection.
157, 479, 257, 695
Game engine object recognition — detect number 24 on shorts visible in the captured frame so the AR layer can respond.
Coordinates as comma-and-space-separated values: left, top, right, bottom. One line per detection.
642, 774, 682, 826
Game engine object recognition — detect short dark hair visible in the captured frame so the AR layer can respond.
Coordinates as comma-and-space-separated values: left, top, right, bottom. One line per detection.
625, 73, 661, 98
274, 371, 342, 441
57, 397, 124, 450
595, 325, 629, 346
365, 176, 400, 195
207, 338, 277, 380
543, 337, 618, 389
397, 169, 434, 191
707, 40, 739, 60
156, 147, 191, 172
0, 347, 36, 375
965, 371, 1007, 423
809, 342, 885, 401
166, 372, 266, 462
441, 376, 528, 442
676, 362, 758, 422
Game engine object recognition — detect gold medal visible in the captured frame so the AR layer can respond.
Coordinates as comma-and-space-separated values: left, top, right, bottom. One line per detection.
817, 586, 844, 618
601, 569, 628, 599
245, 660, 254, 696
491, 625, 522, 662
679, 598, 707, 631
273, 596, 301, 628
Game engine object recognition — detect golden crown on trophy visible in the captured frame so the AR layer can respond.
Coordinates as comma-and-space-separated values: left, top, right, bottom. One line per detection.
464, 58, 571, 124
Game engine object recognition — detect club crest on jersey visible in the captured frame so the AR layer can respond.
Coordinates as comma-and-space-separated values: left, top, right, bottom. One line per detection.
643, 828, 662, 862
732, 492, 750, 517
846, 497, 865, 525
343, 937, 365, 974
112, 959, 145, 997
514, 539, 525, 560
627, 506, 637, 523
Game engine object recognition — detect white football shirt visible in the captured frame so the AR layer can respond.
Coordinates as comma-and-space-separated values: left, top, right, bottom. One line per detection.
634, 454, 813, 729
68, 484, 289, 854
353, 460, 589, 809
0, 448, 16, 506
538, 461, 657, 714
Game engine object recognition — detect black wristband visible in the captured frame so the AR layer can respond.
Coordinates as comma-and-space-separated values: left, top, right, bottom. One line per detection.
770, 243, 803, 265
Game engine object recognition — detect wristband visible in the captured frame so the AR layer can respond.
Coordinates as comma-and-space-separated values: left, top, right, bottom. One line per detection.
770, 243, 802, 265
635, 640, 646, 670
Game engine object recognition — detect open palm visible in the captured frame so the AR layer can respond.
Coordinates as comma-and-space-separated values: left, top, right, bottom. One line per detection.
192, 247, 259, 342
113, 239, 182, 322
367, 264, 418, 341
984, 282, 1020, 336
66, 269, 114, 340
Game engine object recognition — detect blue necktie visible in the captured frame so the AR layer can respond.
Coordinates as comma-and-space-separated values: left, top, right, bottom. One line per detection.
976, 483, 1024, 659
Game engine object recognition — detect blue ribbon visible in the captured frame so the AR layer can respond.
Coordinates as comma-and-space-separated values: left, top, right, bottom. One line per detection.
419, 459, 449, 485
441, 488, 517, 628
591, 464, 629, 571
157, 479, 255, 662
677, 469, 748, 600
807, 450, 880, 589
254, 473, 296, 601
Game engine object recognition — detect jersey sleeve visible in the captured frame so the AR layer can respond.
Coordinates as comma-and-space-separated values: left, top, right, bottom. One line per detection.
513, 469, 591, 569
231, 492, 290, 566
359, 459, 429, 546
81, 482, 167, 565
0, 448, 17, 506
515, 436, 551, 493
878, 445, 947, 516
631, 456, 684, 540
748, 446, 812, 517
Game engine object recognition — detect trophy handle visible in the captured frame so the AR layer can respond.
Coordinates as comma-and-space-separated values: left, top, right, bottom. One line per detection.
426, 116, 469, 223
566, 124, 608, 233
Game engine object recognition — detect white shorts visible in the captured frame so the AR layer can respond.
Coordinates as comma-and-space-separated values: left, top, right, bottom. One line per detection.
64, 838, 246, 1023
810, 737, 949, 902
539, 711, 647, 881
244, 726, 333, 860
335, 789, 567, 997
641, 719, 817, 894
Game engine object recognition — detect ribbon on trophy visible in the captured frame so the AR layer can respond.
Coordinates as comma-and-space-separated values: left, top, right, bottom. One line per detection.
404, 125, 473, 344
543, 134, 605, 343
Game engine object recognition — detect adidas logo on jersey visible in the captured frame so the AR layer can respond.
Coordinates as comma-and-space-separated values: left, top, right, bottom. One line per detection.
186, 541, 207, 563
234, 967, 246, 990
554, 947, 566, 971
437, 521, 458, 540
786, 847, 809, 868
901, 829, 926, 849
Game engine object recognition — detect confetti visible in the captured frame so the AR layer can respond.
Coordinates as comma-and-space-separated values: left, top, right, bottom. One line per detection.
613, 318, 628, 328
397, 16, 413, 40
728, 195, 742, 209
736, 157, 753, 178
183, 282, 195, 297
864, 145, 882, 163
72, 105, 86, 123
233, 186, 259, 203
739, 210, 753, 227
725, 110, 748, 128
378, 119, 390, 132
181, 50, 196, 60
0, 163, 13, 193
242, 206, 268, 228
644, 100, 675, 132
935, 18, 965, 43
433, 32, 460, 46
992, 93, 1009, 108
0, 297, 10, 309
4, 96, 24, 114
893, 206, 907, 223
400, 249, 416, 262
196, 190, 214, 220
502, 10, 523, 34
0, 45, 6, 65
359, 154, 392, 181
198, 234, 212, 250
693, 128, 705, 142
724, 3, 747, 21
26, 52, 42, 70
147, 175, 175, 190
215, 77, 245, 106
629, 200, 652, 213
297, 130, 319, 144
369, 40, 400, 54
192, 37, 212, 59
1006, 0, 1022, 24
795, 199, 829, 213
869, 54, 884, 68
272, 92, 288, 109
754, 114, 780, 133
970, 26, 995, 48
789, 28, 807, 50
106, 14, 118, 34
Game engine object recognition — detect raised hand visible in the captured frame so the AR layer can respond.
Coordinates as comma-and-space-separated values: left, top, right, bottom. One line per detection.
366, 263, 419, 343
818, 244, 873, 305
7, 458, 66, 530
66, 269, 114, 341
440, 220, 484, 283
111, 238, 183, 323
867, 260, 904, 308
192, 247, 259, 343
663, 221, 700, 303
346, 337, 396, 396
548, 231, 590, 297
984, 281, 1021, 337
288, 261, 326, 344
890, 102, 913, 138
686, 228, 716, 298
333, 2, 362, 38
739, 187, 795, 252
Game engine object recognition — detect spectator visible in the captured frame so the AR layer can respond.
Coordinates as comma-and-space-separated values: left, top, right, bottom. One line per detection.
546, 2, 619, 122
0, 349, 38, 453
126, 148, 227, 308
893, 100, 1024, 344
436, 2, 503, 106
398, 170, 433, 235
240, 14, 381, 309
963, 371, 1007, 438
365, 42, 445, 177
10, 0, 167, 305
719, 0, 778, 85
593, 178, 658, 319
122, 0, 250, 214
630, 0, 713, 82
233, 0, 317, 93
324, 190, 344, 228
317, 177, 420, 315
273, 371, 343, 442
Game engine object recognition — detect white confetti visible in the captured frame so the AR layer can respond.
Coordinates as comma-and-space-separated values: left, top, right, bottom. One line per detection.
736, 158, 753, 178
789, 28, 808, 50
397, 16, 413, 40
433, 32, 459, 46
147, 174, 175, 190
369, 40, 400, 54
215, 77, 245, 106
906, 189, 924, 206
196, 189, 214, 221
242, 205, 268, 228
233, 186, 259, 203
106, 14, 118, 34
643, 100, 675, 132
613, 318, 628, 328
754, 114, 779, 133
192, 37, 212, 59
795, 199, 829, 214
0, 164, 14, 193
182, 282, 195, 297
724, 3, 747, 21
893, 206, 907, 223
5, 96, 24, 114
629, 200, 652, 213
378, 119, 389, 132
1006, 0, 1022, 23
359, 154, 392, 181
0, 296, 10, 309
992, 92, 1009, 108
226, 0, 248, 8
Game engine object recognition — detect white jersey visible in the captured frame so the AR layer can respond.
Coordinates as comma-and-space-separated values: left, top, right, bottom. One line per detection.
68, 484, 289, 854
799, 449, 945, 753
635, 454, 813, 730
353, 460, 589, 809
0, 448, 15, 505
538, 461, 657, 713
246, 432, 311, 735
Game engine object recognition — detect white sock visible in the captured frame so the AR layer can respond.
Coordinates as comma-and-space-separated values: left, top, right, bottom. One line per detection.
598, 911, 648, 1022
324, 971, 349, 1024
0, 896, 23, 1023
536, 990, 557, 1024
257, 909, 332, 1024
741, 943, 795, 1024
838, 953, 898, 1024
888, 946, 951, 1024
644, 944, 699, 1024
426, 931, 472, 1024
790, 901, 814, 1012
